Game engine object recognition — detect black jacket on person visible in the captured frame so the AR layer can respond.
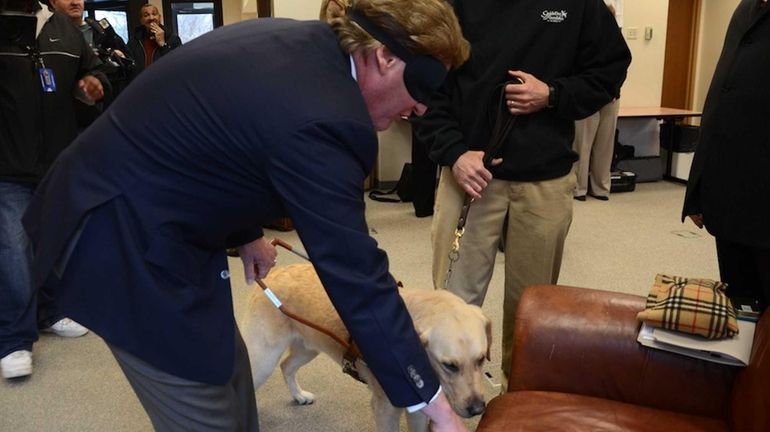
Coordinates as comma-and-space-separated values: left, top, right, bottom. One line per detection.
0, 7, 109, 184
682, 0, 770, 249
125, 23, 181, 81
23, 19, 439, 408
417, 0, 631, 182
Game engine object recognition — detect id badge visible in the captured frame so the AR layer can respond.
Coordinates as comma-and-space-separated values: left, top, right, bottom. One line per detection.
39, 67, 57, 93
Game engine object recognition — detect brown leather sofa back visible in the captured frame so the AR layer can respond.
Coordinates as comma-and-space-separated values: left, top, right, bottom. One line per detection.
729, 311, 770, 432
509, 285, 739, 420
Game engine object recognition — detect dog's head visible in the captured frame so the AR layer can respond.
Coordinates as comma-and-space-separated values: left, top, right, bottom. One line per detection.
410, 290, 491, 418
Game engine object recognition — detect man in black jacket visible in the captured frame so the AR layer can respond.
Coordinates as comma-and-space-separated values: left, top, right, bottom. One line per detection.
126, 3, 181, 81
417, 0, 631, 378
50, 0, 134, 125
0, 0, 108, 379
683, 0, 770, 313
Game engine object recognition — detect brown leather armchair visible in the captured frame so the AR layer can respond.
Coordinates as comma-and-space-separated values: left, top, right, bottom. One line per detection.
476, 284, 769, 432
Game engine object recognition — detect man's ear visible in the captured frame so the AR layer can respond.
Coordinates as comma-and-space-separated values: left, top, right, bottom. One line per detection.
374, 45, 400, 75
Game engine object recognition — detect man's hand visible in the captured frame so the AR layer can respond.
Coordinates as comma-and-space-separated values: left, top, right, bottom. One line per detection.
505, 70, 549, 115
76, 75, 104, 104
688, 214, 704, 229
451, 151, 502, 199
237, 237, 278, 284
149, 23, 166, 46
421, 393, 469, 432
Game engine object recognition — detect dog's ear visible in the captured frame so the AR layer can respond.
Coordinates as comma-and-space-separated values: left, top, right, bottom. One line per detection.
484, 317, 492, 361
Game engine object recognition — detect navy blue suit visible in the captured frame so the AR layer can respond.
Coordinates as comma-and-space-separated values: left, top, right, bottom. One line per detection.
23, 18, 438, 407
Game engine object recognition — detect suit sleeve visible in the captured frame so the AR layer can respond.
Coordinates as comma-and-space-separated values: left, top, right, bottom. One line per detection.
267, 119, 440, 407
550, 0, 631, 120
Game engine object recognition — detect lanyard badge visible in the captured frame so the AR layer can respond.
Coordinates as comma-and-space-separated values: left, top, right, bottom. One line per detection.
33, 51, 57, 93
39, 67, 57, 93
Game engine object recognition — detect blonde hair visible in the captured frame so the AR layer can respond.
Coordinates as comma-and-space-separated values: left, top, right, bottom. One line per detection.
322, 0, 469, 69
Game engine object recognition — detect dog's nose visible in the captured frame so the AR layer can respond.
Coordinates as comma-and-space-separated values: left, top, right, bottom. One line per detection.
464, 400, 486, 417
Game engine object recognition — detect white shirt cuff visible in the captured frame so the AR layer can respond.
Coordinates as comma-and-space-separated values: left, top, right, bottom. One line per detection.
405, 386, 442, 413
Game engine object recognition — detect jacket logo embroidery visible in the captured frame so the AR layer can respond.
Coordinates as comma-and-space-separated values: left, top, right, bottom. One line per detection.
49, 37, 61, 42
541, 10, 568, 23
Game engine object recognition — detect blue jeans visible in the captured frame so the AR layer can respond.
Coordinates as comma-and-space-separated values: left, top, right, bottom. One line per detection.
0, 181, 59, 358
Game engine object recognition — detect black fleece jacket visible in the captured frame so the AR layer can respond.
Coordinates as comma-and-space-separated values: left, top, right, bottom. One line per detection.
418, 0, 631, 181
0, 7, 109, 183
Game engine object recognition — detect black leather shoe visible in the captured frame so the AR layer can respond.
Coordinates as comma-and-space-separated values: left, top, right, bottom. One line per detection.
573, 195, 586, 201
590, 194, 609, 201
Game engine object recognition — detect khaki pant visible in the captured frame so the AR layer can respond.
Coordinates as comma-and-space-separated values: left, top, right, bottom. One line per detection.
573, 98, 620, 197
431, 167, 574, 376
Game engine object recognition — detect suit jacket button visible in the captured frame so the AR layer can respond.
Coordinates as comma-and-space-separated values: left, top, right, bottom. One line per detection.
220, 270, 230, 279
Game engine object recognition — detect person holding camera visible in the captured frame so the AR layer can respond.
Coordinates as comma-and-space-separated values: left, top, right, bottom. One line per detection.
126, 3, 180, 81
49, 0, 134, 125
0, 0, 108, 380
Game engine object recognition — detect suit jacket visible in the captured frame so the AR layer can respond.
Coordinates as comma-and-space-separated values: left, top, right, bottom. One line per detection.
683, 0, 770, 249
23, 18, 439, 407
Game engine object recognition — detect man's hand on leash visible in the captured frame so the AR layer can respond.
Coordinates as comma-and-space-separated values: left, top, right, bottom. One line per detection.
452, 151, 502, 199
505, 70, 549, 115
238, 237, 278, 284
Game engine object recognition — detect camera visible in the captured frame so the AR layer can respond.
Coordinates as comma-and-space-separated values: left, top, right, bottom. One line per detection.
86, 17, 135, 82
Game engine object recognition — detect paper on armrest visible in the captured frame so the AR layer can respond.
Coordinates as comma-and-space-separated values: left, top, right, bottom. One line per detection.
638, 320, 755, 367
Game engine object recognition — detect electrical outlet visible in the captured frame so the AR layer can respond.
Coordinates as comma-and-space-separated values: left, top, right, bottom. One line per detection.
644, 27, 653, 40
626, 27, 638, 40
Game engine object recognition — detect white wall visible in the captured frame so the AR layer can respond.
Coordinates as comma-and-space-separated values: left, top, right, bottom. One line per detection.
273, 0, 323, 20
617, 0, 670, 108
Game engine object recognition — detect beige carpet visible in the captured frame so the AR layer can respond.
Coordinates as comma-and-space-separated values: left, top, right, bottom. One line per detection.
0, 180, 718, 431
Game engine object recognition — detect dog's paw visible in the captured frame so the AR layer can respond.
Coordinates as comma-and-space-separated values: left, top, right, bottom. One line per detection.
293, 390, 316, 405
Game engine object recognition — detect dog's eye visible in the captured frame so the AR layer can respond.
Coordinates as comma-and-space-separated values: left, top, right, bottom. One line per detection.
442, 362, 459, 373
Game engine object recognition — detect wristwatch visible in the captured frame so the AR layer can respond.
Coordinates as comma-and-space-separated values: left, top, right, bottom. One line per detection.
547, 84, 558, 109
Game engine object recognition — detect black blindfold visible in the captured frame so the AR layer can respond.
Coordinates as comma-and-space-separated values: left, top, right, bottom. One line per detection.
347, 8, 447, 104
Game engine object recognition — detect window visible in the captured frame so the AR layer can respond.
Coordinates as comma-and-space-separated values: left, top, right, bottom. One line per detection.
93, 10, 129, 42
163, 1, 223, 44
84, 1, 130, 43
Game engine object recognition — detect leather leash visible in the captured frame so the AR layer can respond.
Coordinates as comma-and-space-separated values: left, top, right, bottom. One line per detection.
256, 239, 366, 383
445, 79, 521, 289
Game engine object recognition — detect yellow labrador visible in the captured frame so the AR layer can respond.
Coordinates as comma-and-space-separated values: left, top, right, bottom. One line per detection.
241, 263, 490, 432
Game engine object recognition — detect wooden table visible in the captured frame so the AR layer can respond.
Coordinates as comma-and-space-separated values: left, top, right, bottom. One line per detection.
617, 107, 702, 182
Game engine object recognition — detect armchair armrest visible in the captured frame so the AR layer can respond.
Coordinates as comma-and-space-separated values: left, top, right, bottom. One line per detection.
508, 285, 738, 419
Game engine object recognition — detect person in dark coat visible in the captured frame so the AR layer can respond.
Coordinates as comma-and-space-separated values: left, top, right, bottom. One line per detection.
22, 0, 472, 430
125, 3, 181, 81
683, 0, 770, 312
0, 0, 107, 380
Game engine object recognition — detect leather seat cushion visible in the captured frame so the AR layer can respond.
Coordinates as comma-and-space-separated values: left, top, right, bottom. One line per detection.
475, 391, 728, 432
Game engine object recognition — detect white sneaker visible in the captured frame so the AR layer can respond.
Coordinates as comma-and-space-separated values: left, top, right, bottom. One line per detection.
43, 318, 89, 338
1, 350, 32, 379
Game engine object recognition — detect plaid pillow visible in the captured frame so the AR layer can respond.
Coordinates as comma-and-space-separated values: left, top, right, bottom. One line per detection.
636, 274, 739, 339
